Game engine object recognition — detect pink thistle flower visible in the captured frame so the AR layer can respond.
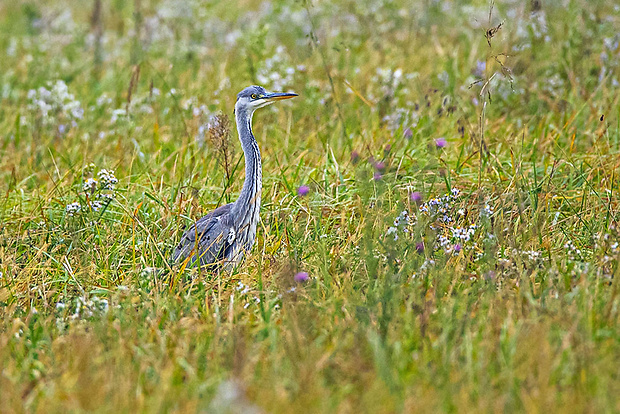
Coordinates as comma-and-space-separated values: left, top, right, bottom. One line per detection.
297, 185, 309, 197
294, 272, 309, 283
410, 191, 422, 204
434, 137, 447, 148
416, 242, 425, 253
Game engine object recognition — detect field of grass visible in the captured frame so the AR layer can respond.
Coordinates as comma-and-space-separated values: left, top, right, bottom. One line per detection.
1, 0, 620, 412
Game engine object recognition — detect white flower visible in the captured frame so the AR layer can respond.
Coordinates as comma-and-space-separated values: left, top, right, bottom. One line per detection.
91, 200, 103, 211
83, 178, 98, 192
481, 204, 494, 217
71, 296, 109, 319
27, 80, 83, 127
110, 108, 127, 123
97, 169, 118, 190
256, 46, 296, 90
66, 202, 81, 216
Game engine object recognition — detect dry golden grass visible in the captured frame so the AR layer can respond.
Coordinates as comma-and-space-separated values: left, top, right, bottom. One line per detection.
1, 0, 620, 412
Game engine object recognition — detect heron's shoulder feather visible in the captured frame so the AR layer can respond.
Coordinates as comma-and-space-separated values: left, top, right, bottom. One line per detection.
172, 203, 234, 264
195, 203, 232, 229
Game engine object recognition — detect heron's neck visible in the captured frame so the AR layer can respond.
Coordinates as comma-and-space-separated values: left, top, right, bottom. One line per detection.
233, 108, 262, 219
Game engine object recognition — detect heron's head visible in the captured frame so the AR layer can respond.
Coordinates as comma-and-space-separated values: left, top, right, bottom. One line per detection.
235, 85, 297, 116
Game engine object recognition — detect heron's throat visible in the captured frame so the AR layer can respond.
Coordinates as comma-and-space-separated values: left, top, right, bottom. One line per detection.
232, 108, 262, 222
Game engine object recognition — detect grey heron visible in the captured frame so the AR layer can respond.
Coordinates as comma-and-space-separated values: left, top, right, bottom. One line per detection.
172, 85, 297, 270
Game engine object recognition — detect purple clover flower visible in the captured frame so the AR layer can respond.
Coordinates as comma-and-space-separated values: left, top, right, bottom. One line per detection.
373, 172, 382, 181
410, 191, 422, 204
434, 137, 447, 148
374, 161, 385, 172
294, 272, 309, 283
403, 128, 413, 139
416, 242, 425, 253
297, 185, 309, 197
454, 243, 462, 253
351, 151, 360, 164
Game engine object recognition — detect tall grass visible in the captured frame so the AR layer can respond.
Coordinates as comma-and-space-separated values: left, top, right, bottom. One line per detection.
1, 0, 619, 412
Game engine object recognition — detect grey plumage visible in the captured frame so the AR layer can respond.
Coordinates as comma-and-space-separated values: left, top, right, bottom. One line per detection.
172, 85, 297, 270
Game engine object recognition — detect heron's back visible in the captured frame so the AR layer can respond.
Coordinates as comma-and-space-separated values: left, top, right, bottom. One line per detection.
172, 199, 261, 269
172, 203, 235, 267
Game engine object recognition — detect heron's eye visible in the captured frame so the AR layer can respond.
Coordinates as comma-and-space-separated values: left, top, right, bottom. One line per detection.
250, 94, 258, 99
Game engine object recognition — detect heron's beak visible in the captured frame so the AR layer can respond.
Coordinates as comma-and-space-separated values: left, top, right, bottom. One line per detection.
263, 92, 298, 101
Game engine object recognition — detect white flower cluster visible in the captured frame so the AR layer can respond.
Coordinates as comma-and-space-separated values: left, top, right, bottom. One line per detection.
66, 165, 118, 216
235, 281, 262, 310
386, 210, 415, 241
481, 203, 494, 218
97, 169, 119, 191
83, 177, 97, 192
510, 7, 551, 56
385, 188, 490, 258
419, 188, 461, 224
521, 250, 543, 261
256, 46, 296, 91
236, 281, 251, 295
382, 106, 420, 133
109, 90, 159, 125
96, 93, 113, 107
110, 108, 128, 124
57, 296, 109, 319
563, 239, 583, 260
411, 258, 437, 280
594, 227, 620, 251
65, 202, 81, 216
493, 249, 548, 271
437, 224, 478, 251
89, 169, 118, 211
373, 67, 405, 96
600, 240, 620, 273
182, 96, 210, 118
27, 80, 83, 126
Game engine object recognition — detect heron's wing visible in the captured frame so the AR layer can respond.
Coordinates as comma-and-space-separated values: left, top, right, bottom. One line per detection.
172, 203, 234, 267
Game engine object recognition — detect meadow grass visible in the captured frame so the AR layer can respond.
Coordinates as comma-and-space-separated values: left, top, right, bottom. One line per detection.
1, 0, 620, 412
